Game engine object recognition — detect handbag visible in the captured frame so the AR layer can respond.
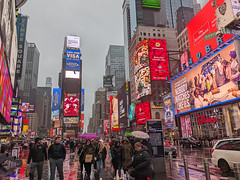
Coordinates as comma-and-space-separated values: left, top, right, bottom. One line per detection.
85, 154, 93, 163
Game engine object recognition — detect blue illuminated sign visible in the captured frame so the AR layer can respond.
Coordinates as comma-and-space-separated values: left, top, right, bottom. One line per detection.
66, 49, 81, 70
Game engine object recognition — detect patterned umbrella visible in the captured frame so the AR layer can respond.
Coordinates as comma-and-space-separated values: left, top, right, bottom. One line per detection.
131, 131, 149, 139
78, 133, 98, 139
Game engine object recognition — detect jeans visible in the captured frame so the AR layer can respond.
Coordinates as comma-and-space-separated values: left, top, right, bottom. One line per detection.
97, 160, 104, 178
29, 161, 44, 180
50, 158, 64, 180
84, 163, 92, 177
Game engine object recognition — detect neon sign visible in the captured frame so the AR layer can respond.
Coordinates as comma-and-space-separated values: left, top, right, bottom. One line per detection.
196, 114, 216, 126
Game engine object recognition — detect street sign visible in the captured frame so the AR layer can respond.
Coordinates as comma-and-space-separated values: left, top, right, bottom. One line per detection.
204, 31, 217, 41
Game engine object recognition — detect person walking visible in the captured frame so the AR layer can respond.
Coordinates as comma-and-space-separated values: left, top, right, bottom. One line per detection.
96, 139, 107, 180
48, 136, 66, 180
111, 141, 123, 180
121, 137, 133, 179
82, 139, 96, 179
27, 137, 47, 180
127, 142, 152, 180
70, 140, 75, 153
77, 142, 85, 178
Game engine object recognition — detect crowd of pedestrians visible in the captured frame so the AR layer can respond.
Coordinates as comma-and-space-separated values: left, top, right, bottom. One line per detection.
20, 135, 153, 180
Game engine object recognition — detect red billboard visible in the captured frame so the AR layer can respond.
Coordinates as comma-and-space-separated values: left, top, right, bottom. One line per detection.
64, 93, 79, 117
136, 102, 151, 125
149, 39, 169, 80
187, 0, 233, 63
0, 42, 13, 123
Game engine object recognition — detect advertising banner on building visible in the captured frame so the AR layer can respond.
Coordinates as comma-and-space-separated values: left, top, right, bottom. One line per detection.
149, 39, 169, 80
15, 15, 28, 79
171, 42, 240, 115
52, 88, 61, 111
136, 102, 151, 125
118, 82, 129, 129
107, 91, 117, 101
180, 115, 192, 138
187, 0, 233, 63
133, 40, 152, 99
54, 120, 61, 128
0, 42, 13, 123
181, 51, 189, 71
111, 97, 119, 129
81, 89, 84, 111
65, 49, 81, 70
67, 36, 80, 48
63, 117, 79, 124
129, 102, 136, 121
103, 75, 113, 87
64, 93, 79, 117
142, 0, 161, 9
0, 124, 11, 135
163, 93, 174, 128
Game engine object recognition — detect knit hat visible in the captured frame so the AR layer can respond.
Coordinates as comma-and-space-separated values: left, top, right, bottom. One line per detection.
230, 51, 237, 58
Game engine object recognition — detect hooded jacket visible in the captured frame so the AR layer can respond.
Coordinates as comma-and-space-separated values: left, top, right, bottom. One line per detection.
121, 138, 133, 170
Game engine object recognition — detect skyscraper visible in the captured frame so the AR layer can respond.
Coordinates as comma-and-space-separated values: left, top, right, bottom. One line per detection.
176, 7, 194, 34
19, 42, 40, 105
105, 45, 125, 90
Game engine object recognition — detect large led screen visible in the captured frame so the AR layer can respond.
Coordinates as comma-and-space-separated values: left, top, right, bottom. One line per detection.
63, 117, 79, 124
149, 39, 169, 80
64, 93, 79, 117
65, 70, 80, 79
135, 66, 151, 99
111, 97, 119, 129
187, 0, 233, 63
163, 93, 174, 128
136, 102, 151, 125
180, 115, 192, 138
0, 43, 13, 123
129, 102, 135, 121
52, 88, 61, 111
65, 49, 81, 70
171, 42, 240, 115
142, 0, 161, 9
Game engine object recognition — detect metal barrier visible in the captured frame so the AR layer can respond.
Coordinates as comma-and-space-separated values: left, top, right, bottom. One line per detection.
204, 158, 211, 180
183, 155, 189, 180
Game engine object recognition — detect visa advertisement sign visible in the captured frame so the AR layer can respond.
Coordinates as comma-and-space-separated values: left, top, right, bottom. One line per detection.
66, 49, 81, 70
187, 0, 233, 63
52, 88, 61, 111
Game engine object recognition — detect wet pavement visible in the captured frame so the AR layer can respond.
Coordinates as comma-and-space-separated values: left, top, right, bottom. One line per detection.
0, 146, 237, 180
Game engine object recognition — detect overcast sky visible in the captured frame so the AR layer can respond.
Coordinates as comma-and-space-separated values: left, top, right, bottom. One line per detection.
21, 0, 208, 131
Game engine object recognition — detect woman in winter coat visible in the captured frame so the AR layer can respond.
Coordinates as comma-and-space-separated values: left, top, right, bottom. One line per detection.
111, 141, 123, 179
121, 137, 133, 176
96, 140, 107, 180
128, 142, 152, 180
82, 139, 96, 179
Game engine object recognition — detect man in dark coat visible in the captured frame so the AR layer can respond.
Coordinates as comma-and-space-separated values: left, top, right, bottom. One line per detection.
27, 137, 47, 180
77, 143, 85, 177
48, 137, 66, 180
111, 141, 123, 179
121, 137, 133, 175
128, 142, 152, 180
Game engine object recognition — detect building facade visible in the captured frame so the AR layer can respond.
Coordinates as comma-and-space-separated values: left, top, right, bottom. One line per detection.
176, 7, 194, 35
45, 77, 52, 88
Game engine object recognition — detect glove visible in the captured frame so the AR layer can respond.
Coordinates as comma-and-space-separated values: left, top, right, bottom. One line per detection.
94, 157, 97, 161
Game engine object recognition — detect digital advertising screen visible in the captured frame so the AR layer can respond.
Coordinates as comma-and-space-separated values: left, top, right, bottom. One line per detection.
149, 39, 169, 80
180, 115, 192, 138
52, 88, 61, 111
118, 84, 128, 128
129, 102, 136, 121
135, 66, 151, 99
136, 102, 151, 125
181, 51, 189, 71
0, 43, 13, 123
163, 94, 174, 128
63, 117, 79, 124
111, 97, 119, 129
52, 109, 60, 116
67, 36, 80, 49
64, 93, 79, 117
29, 105, 34, 112
171, 42, 240, 115
187, 0, 233, 63
103, 75, 113, 87
65, 70, 80, 79
54, 120, 61, 128
142, 0, 161, 9
81, 89, 84, 111
22, 103, 30, 112
65, 49, 81, 70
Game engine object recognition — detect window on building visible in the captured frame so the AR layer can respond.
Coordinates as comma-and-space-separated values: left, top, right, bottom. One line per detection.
155, 112, 160, 119
153, 29, 155, 31
158, 34, 161, 37
143, 32, 146, 36
153, 33, 156, 37
163, 34, 165, 37
148, 33, 150, 36
139, 38, 142, 41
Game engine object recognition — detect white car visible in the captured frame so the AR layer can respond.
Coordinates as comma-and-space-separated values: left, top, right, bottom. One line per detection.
211, 138, 240, 175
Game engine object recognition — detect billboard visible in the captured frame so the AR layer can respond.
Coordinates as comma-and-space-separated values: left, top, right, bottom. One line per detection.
52, 88, 61, 111
187, 0, 233, 63
163, 94, 174, 128
129, 102, 136, 121
64, 93, 79, 117
149, 39, 169, 80
0, 43, 13, 123
103, 75, 113, 87
81, 89, 84, 111
52, 109, 59, 116
181, 51, 189, 71
65, 70, 80, 79
142, 0, 161, 9
0, 124, 11, 135
111, 97, 119, 129
133, 40, 152, 99
22, 103, 30, 112
63, 117, 79, 124
180, 115, 192, 138
54, 120, 60, 128
106, 91, 117, 101
171, 42, 240, 115
67, 36, 80, 48
136, 102, 151, 125
65, 49, 81, 70
15, 15, 28, 79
